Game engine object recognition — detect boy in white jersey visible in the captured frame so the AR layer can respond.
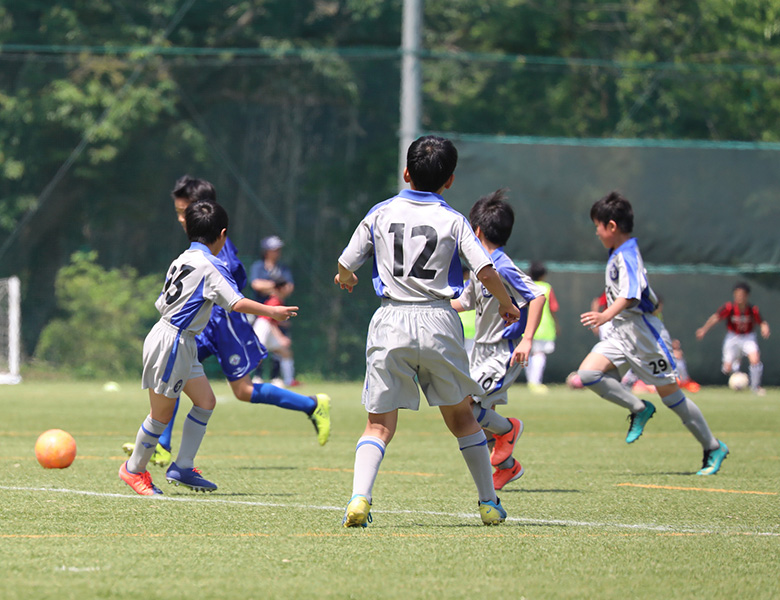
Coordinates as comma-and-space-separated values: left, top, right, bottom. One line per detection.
119, 201, 298, 496
336, 135, 521, 527
577, 192, 729, 475
452, 190, 546, 491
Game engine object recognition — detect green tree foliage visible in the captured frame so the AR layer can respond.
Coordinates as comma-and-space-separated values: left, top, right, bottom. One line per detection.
1, 1, 779, 378
35, 251, 160, 379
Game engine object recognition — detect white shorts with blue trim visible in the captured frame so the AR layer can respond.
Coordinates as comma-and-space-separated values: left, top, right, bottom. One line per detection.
362, 299, 482, 413
590, 313, 678, 386
470, 339, 524, 409
142, 320, 204, 399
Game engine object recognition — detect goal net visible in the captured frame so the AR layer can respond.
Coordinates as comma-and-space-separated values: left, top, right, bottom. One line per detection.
0, 276, 21, 384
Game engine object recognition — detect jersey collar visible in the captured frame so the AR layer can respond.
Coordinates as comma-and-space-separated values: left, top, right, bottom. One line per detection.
608, 237, 638, 258
489, 246, 506, 261
398, 189, 445, 203
189, 241, 211, 254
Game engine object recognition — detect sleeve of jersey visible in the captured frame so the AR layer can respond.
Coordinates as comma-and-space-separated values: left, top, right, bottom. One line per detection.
338, 217, 374, 272
499, 263, 542, 305
457, 277, 476, 310
457, 219, 492, 274
616, 253, 643, 301
206, 261, 244, 311
716, 303, 730, 320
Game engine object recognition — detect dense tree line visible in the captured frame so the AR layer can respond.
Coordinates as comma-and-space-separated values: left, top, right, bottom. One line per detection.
1, 1, 777, 378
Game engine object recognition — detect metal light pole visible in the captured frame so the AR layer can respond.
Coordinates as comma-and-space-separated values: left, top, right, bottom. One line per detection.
398, 0, 422, 189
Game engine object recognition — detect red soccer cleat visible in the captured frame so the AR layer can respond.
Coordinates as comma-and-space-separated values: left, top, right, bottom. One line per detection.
490, 418, 523, 467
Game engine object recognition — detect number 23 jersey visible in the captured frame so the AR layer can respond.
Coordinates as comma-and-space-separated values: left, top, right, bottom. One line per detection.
339, 189, 492, 302
155, 242, 244, 335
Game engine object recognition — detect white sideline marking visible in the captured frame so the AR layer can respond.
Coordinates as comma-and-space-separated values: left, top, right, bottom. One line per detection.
2, 485, 777, 537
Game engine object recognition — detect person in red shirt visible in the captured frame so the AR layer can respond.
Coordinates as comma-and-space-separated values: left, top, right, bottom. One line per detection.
696, 282, 771, 394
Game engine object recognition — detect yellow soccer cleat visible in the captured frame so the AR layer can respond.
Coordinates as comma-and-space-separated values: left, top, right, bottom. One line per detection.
150, 444, 172, 467
479, 498, 507, 525
122, 442, 172, 467
342, 494, 372, 528
309, 394, 331, 446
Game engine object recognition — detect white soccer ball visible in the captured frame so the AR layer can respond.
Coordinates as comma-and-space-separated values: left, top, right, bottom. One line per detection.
728, 371, 749, 391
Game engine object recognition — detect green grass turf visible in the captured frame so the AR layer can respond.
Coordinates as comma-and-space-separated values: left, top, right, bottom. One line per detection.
1, 379, 778, 599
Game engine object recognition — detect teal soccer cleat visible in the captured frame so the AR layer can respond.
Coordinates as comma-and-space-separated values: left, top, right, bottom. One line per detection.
625, 400, 656, 444
697, 440, 729, 475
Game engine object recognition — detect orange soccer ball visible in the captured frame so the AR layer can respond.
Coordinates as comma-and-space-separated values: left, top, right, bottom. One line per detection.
34, 429, 77, 469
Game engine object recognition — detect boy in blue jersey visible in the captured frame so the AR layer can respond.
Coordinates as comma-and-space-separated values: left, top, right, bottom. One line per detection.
120, 201, 300, 495
452, 190, 546, 491
336, 136, 522, 527
577, 192, 728, 475
123, 177, 330, 474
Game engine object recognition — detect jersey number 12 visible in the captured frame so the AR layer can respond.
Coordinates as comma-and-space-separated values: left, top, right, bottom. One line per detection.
389, 223, 438, 280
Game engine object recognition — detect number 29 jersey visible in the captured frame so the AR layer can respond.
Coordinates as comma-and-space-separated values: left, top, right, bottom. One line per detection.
338, 189, 492, 302
155, 242, 244, 335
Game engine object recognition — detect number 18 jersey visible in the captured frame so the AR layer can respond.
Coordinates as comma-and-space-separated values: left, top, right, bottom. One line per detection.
338, 189, 492, 302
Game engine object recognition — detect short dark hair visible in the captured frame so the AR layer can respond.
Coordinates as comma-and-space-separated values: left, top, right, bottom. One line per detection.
530, 260, 547, 281
185, 200, 228, 245
734, 281, 751, 294
469, 189, 514, 246
590, 191, 633, 233
172, 175, 217, 204
406, 135, 458, 192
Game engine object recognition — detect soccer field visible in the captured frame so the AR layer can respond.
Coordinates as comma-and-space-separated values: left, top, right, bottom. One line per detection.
1, 380, 778, 599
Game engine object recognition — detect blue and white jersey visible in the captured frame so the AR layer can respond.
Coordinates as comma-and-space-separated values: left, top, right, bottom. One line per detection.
339, 189, 492, 302
605, 238, 659, 322
155, 242, 244, 335
459, 247, 544, 344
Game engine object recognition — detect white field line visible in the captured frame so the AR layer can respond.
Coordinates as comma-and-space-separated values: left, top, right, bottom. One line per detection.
1, 485, 778, 537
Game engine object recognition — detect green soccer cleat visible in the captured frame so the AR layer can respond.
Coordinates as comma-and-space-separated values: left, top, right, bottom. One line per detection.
625, 400, 656, 444
342, 494, 372, 528
479, 498, 507, 525
309, 394, 331, 446
697, 440, 729, 475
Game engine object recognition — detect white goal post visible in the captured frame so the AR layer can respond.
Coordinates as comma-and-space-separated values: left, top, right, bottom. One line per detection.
0, 276, 21, 384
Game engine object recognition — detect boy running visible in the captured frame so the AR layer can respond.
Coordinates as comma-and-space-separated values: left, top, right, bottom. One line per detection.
336, 136, 521, 527
120, 201, 298, 495
123, 177, 330, 471
452, 189, 546, 491
577, 191, 729, 476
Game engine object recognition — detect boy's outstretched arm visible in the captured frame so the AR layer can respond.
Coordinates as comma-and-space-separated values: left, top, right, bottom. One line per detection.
510, 294, 546, 366
334, 263, 359, 292
475, 265, 520, 323
695, 313, 720, 340
580, 297, 633, 330
233, 297, 298, 322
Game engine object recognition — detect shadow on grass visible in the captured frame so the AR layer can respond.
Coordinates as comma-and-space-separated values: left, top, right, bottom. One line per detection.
625, 471, 695, 476
502, 488, 582, 493
399, 521, 573, 529
237, 466, 297, 471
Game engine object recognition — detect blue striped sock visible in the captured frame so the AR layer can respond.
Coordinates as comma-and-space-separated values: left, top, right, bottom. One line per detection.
127, 416, 166, 473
